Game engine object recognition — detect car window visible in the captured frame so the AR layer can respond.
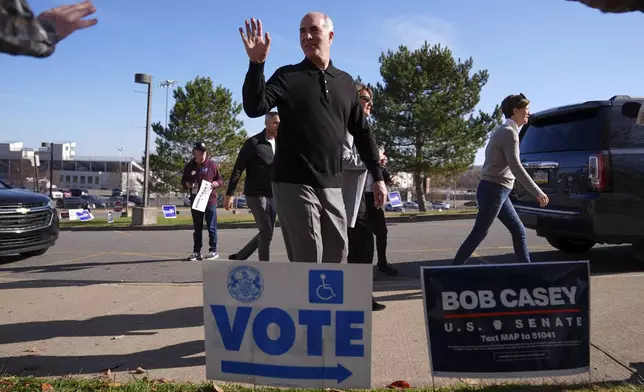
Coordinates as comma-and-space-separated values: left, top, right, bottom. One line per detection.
609, 105, 644, 148
521, 107, 609, 154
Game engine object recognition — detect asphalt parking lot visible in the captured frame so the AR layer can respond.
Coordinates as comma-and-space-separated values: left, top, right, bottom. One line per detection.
1, 220, 643, 386
0, 219, 642, 286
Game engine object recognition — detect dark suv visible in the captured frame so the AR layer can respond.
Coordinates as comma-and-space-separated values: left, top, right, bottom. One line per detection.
0, 180, 59, 257
511, 95, 644, 254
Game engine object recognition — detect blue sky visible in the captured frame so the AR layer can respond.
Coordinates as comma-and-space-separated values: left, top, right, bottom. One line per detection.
2, 0, 643, 165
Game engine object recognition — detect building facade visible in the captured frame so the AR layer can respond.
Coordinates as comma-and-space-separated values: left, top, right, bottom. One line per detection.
0, 142, 144, 191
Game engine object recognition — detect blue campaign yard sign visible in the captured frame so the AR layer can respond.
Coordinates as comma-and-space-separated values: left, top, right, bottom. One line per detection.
388, 191, 403, 207
75, 210, 94, 221
203, 261, 373, 389
162, 205, 177, 219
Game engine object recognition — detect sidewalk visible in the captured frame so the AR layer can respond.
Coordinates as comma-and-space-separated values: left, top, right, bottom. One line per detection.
1, 276, 642, 387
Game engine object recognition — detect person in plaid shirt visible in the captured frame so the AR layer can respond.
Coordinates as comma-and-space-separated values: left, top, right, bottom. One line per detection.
0, 0, 97, 58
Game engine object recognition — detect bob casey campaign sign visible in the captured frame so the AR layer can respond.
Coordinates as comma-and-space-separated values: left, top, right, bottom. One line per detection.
421, 261, 590, 378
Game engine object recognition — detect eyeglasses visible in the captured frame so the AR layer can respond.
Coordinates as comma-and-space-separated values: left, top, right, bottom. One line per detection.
359, 95, 372, 104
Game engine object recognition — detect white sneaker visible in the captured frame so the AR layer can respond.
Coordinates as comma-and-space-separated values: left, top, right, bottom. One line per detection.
188, 252, 201, 261
204, 252, 219, 260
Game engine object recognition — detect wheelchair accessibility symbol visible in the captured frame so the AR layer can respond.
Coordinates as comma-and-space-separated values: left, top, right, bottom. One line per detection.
308, 270, 344, 304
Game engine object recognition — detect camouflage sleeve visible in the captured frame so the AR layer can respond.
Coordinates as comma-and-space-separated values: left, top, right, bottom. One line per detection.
567, 0, 644, 13
0, 0, 59, 58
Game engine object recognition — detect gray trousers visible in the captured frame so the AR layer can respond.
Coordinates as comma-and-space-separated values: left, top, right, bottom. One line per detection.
272, 182, 347, 263
235, 196, 276, 261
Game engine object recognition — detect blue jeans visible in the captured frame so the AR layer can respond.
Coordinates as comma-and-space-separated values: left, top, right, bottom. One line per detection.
453, 180, 530, 265
191, 204, 218, 253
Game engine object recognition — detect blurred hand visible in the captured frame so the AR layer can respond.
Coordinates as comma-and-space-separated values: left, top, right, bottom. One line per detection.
569, 0, 642, 13
537, 193, 549, 208
224, 195, 234, 211
38, 1, 98, 41
372, 181, 387, 208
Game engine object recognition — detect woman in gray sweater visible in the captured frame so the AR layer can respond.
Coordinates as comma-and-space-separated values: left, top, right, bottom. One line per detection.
453, 94, 549, 265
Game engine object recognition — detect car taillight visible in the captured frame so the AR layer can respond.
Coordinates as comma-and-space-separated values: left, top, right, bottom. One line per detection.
588, 152, 610, 191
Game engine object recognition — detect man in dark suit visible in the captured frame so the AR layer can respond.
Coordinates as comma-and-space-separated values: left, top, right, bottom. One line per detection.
364, 150, 398, 276
225, 112, 279, 261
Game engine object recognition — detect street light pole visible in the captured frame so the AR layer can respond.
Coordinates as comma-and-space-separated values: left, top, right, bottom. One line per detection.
117, 147, 123, 189
159, 80, 176, 129
135, 73, 153, 208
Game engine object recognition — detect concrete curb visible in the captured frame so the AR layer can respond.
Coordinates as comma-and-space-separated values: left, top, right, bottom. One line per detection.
59, 213, 477, 232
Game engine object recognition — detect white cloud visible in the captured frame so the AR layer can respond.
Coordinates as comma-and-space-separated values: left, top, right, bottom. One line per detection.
382, 15, 456, 51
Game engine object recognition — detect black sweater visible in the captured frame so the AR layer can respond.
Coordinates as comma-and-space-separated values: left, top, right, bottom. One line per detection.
226, 129, 275, 197
242, 57, 383, 188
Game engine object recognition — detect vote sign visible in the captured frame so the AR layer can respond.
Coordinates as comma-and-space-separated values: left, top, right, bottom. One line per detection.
162, 205, 176, 219
388, 191, 402, 207
203, 261, 373, 389
421, 261, 590, 378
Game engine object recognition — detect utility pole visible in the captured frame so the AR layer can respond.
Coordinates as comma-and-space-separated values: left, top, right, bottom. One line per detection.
159, 80, 177, 129
117, 147, 124, 190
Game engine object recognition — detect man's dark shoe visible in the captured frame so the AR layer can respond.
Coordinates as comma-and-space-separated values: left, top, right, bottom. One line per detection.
373, 297, 386, 311
228, 253, 238, 260
377, 262, 398, 276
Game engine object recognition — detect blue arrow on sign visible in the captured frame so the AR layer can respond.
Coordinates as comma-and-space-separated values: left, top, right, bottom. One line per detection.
221, 360, 353, 383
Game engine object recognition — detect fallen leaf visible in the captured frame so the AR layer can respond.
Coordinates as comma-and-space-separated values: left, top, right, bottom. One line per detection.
387, 380, 412, 389
130, 367, 147, 374
41, 382, 54, 391
110, 335, 125, 340
104, 369, 112, 378
212, 381, 225, 392
155, 378, 173, 384
106, 381, 121, 387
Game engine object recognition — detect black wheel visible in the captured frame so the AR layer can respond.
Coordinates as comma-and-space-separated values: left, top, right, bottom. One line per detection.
546, 236, 595, 254
20, 248, 49, 258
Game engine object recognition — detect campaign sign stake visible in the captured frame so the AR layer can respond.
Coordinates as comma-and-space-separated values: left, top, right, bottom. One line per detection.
203, 261, 372, 389
421, 261, 590, 378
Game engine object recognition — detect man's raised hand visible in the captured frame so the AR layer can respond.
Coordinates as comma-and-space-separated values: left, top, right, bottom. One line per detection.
239, 18, 271, 64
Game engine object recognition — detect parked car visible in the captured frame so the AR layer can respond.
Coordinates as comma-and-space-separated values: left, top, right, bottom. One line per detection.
464, 200, 479, 208
82, 194, 108, 209
63, 196, 93, 210
403, 201, 419, 210
0, 179, 59, 257
385, 203, 405, 212
512, 95, 644, 254
432, 201, 451, 210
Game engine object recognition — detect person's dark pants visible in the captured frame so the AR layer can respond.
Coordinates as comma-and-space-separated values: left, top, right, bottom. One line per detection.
191, 204, 218, 253
347, 194, 374, 264
365, 192, 388, 266
453, 180, 530, 265
235, 196, 277, 261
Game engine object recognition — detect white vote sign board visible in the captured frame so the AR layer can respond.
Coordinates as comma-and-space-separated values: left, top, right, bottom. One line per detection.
192, 180, 213, 212
203, 260, 372, 389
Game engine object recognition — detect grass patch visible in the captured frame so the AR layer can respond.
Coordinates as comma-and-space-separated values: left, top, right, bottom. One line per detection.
59, 213, 256, 228
58, 208, 478, 229
0, 377, 642, 392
